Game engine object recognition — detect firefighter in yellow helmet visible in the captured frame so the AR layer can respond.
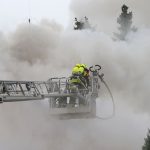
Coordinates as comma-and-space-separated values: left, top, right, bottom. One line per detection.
70, 64, 83, 86
70, 64, 89, 87
72, 64, 80, 75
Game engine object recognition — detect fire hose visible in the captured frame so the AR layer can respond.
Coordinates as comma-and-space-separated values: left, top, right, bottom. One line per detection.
89, 65, 115, 120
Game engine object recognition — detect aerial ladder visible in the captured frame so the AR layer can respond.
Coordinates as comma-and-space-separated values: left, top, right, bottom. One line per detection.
0, 65, 110, 119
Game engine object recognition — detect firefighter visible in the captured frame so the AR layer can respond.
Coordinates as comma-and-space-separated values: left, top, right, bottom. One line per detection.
70, 64, 89, 87
80, 64, 90, 86
72, 64, 81, 75
70, 64, 83, 86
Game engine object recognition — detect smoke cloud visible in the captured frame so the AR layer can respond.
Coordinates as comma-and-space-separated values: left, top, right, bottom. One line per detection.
70, 0, 150, 33
0, 0, 150, 150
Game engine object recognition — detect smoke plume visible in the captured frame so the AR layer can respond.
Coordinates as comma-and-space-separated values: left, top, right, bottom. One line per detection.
70, 0, 150, 33
0, 0, 150, 150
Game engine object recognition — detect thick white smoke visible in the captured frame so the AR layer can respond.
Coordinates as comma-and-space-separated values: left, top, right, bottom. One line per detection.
69, 0, 150, 113
0, 0, 150, 150
0, 19, 80, 80
70, 0, 150, 33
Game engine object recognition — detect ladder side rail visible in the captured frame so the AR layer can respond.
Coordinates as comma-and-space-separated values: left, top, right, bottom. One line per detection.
65, 79, 70, 94
11, 84, 15, 92
3, 82, 10, 96
38, 83, 48, 94
10, 83, 19, 94
44, 82, 50, 93
42, 82, 50, 94
0, 82, 3, 94
32, 82, 41, 96
12, 83, 19, 95
22, 83, 30, 96
18, 83, 25, 96
37, 83, 44, 94
58, 79, 61, 93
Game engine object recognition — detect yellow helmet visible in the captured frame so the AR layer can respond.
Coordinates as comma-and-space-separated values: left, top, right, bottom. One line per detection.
75, 64, 81, 67
81, 64, 87, 68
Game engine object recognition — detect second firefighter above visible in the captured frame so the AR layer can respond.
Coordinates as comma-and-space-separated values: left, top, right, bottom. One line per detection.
70, 64, 90, 88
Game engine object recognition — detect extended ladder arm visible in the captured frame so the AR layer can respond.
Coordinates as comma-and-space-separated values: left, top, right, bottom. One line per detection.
0, 78, 87, 103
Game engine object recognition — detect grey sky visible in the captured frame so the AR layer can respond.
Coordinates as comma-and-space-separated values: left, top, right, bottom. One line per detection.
0, 0, 71, 31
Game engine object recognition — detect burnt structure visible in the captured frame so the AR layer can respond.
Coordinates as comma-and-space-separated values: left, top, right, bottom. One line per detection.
74, 16, 91, 30
115, 4, 137, 40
